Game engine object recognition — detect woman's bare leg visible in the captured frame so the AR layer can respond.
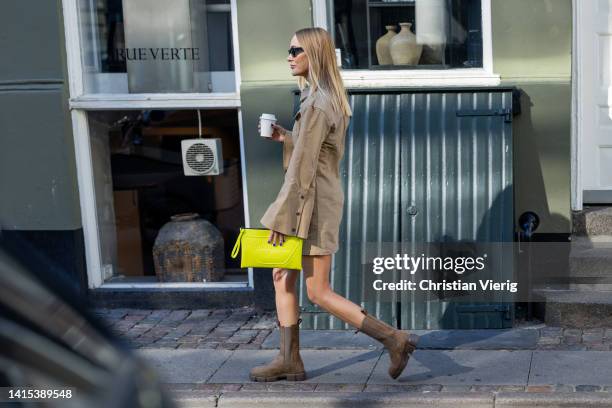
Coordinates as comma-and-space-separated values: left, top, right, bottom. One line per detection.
272, 267, 300, 326
302, 254, 366, 329
301, 254, 416, 381
250, 267, 305, 382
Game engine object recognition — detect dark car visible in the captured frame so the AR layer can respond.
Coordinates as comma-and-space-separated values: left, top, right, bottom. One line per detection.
0, 231, 176, 408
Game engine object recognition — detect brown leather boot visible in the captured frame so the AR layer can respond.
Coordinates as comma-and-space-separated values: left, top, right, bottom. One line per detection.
249, 319, 306, 382
357, 309, 418, 379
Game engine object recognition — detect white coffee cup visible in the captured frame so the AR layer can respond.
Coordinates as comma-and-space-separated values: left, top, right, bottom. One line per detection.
259, 113, 277, 138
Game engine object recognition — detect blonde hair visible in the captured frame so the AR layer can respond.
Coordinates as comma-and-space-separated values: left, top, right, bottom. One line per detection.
295, 27, 352, 117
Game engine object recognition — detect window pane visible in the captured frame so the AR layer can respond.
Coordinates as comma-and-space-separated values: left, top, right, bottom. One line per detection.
332, 0, 482, 70
77, 0, 235, 94
89, 109, 246, 283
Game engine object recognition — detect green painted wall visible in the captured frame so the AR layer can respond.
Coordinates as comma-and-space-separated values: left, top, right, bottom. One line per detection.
0, 0, 81, 230
493, 0, 572, 233
0, 0, 572, 236
239, 0, 573, 235
237, 0, 312, 225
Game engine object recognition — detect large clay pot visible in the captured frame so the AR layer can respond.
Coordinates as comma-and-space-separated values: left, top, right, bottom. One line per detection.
375, 25, 397, 65
153, 213, 225, 282
389, 22, 423, 65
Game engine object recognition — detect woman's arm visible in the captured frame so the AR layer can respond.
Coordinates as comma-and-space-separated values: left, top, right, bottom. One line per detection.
260, 105, 333, 238
282, 130, 293, 172
270, 123, 293, 172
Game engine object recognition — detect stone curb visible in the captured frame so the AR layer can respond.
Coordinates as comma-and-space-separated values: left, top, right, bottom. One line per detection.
495, 392, 612, 407
162, 382, 612, 394
213, 391, 493, 408
173, 393, 218, 408
172, 391, 612, 408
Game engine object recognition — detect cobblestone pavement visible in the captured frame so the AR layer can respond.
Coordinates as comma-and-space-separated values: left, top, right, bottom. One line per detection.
91, 307, 612, 402
94, 307, 275, 350
92, 307, 612, 351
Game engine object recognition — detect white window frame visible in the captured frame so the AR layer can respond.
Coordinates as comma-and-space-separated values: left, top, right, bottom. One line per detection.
61, 0, 254, 290
570, 0, 583, 211
312, 0, 499, 88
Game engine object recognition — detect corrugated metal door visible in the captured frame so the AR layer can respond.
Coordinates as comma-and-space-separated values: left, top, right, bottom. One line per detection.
294, 88, 515, 330
398, 91, 514, 329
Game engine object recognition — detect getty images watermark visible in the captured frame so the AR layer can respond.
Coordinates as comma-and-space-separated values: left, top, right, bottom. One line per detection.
370, 252, 518, 293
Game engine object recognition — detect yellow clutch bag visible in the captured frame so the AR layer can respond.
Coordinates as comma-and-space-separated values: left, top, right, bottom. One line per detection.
230, 227, 303, 270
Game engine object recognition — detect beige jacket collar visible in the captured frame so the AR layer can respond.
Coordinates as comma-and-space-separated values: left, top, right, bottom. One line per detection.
300, 86, 312, 103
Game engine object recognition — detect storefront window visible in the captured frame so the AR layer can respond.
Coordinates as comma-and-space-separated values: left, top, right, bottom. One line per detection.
77, 0, 235, 94
88, 109, 245, 284
331, 0, 483, 70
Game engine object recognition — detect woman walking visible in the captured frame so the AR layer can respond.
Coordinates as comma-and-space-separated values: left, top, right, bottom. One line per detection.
253, 27, 418, 382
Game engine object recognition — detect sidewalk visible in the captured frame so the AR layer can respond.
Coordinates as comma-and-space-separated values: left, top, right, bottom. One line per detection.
94, 307, 612, 407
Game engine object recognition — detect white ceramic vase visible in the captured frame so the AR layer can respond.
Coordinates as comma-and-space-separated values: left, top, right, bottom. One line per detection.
389, 22, 423, 65
375, 25, 397, 65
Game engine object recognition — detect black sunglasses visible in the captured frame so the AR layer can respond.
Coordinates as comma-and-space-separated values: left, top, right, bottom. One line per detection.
288, 46, 305, 57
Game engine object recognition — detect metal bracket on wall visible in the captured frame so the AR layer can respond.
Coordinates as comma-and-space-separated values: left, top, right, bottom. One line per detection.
456, 108, 513, 123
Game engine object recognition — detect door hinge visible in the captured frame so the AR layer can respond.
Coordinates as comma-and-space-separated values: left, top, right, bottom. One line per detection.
456, 108, 513, 123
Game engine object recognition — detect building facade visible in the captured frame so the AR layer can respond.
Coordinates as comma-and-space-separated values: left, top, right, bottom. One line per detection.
2, 0, 592, 329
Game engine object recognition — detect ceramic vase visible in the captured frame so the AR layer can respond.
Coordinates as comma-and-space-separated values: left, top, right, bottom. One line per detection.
389, 22, 423, 65
375, 25, 397, 65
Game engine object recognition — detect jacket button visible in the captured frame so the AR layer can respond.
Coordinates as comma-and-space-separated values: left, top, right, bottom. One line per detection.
291, 228, 296, 232
296, 212, 300, 215
300, 195, 305, 199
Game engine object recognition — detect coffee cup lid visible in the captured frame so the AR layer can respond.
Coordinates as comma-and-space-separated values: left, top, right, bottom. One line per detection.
260, 113, 276, 120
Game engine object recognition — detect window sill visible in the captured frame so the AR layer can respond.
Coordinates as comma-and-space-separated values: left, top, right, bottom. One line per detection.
69, 92, 241, 110
340, 69, 501, 89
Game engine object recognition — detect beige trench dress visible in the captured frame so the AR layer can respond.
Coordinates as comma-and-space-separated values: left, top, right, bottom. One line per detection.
260, 86, 349, 255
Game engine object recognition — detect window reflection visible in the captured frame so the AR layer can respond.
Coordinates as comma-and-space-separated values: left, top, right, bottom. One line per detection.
78, 0, 235, 93
331, 0, 482, 70
89, 109, 246, 283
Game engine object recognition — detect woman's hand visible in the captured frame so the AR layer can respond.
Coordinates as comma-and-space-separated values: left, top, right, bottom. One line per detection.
268, 229, 285, 246
258, 121, 287, 143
